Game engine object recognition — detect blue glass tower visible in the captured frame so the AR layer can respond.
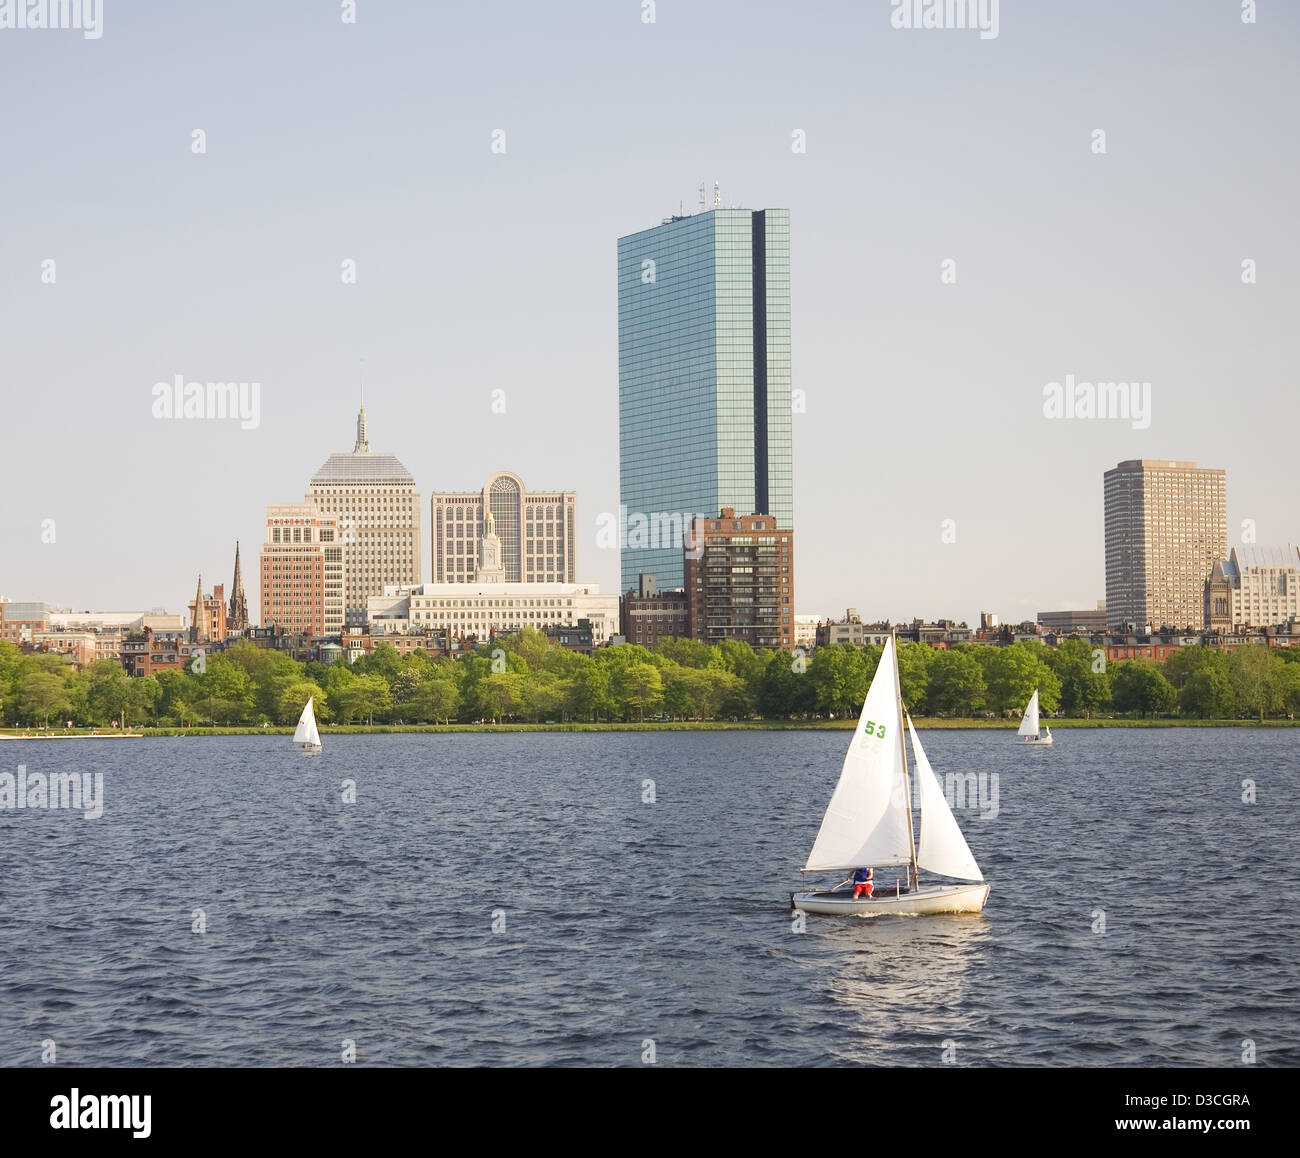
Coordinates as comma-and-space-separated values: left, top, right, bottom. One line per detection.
617, 207, 792, 593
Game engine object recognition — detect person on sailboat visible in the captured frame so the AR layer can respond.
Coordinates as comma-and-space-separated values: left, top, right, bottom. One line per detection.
851, 867, 874, 899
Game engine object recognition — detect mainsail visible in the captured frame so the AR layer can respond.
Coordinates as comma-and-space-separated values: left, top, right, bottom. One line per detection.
803, 636, 914, 871
907, 714, 984, 882
294, 696, 321, 748
1017, 689, 1040, 738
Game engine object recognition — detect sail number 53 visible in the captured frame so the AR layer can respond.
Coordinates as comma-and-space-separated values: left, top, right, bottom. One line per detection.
862, 720, 887, 740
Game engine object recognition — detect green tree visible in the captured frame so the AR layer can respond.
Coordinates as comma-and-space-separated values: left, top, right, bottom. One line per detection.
924, 649, 986, 715
895, 643, 931, 714
1229, 646, 1284, 721
278, 680, 327, 725
414, 677, 460, 724
568, 660, 614, 721
18, 671, 72, 728
1111, 659, 1176, 718
614, 661, 663, 721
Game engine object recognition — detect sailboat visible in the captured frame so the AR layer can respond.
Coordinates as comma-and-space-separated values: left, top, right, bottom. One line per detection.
294, 696, 322, 754
791, 635, 990, 917
1016, 689, 1053, 745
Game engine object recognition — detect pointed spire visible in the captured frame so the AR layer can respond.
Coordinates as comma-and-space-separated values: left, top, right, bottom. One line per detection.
190, 573, 208, 643
354, 396, 370, 454
228, 542, 249, 632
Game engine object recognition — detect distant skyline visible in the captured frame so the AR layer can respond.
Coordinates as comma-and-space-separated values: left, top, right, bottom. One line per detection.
2, 1, 1297, 628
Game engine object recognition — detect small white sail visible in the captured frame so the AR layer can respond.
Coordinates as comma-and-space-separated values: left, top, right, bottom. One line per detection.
908, 715, 983, 882
1017, 689, 1040, 738
293, 696, 321, 749
804, 636, 914, 871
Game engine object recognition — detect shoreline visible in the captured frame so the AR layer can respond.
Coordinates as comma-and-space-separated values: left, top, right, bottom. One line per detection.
2, 718, 1295, 737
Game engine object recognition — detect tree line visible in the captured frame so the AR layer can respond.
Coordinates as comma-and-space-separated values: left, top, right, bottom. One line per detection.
1, 632, 1297, 729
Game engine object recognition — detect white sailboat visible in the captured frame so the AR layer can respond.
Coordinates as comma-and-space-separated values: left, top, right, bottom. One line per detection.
1016, 689, 1053, 745
791, 635, 990, 917
293, 696, 322, 754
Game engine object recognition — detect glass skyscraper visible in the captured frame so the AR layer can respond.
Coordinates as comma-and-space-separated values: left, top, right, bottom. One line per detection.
617, 207, 792, 593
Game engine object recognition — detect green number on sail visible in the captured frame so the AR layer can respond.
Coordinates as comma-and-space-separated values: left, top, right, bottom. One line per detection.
862, 721, 887, 740
876, 724, 886, 739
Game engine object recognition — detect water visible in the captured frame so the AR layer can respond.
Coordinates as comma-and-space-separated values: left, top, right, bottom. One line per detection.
1, 729, 1296, 1067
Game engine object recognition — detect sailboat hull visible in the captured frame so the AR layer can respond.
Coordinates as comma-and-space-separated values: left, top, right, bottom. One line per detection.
1017, 736, 1053, 746
791, 883, 989, 917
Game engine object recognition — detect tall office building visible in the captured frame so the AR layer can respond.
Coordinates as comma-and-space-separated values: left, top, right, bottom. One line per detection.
307, 405, 421, 626
617, 204, 792, 591
259, 503, 343, 636
1103, 459, 1227, 631
429, 471, 576, 584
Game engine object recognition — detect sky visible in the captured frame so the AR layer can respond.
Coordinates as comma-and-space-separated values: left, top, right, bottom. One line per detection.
1, 0, 1297, 627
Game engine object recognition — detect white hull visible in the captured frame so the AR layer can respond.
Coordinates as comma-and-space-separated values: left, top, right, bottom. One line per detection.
296, 742, 322, 755
1017, 735, 1053, 746
792, 883, 990, 917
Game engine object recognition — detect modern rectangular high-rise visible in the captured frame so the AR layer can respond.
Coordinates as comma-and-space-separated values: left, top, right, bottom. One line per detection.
617, 207, 792, 592
1103, 459, 1227, 631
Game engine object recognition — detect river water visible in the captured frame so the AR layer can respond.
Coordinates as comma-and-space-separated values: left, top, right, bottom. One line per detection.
1, 729, 1295, 1067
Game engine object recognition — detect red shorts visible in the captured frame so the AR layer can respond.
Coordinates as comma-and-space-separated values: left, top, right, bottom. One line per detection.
854, 883, 874, 898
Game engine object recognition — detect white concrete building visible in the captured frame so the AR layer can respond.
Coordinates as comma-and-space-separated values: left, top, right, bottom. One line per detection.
368, 583, 619, 645
1222, 545, 1300, 626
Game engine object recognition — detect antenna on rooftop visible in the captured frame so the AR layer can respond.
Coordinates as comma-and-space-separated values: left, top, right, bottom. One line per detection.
713, 181, 721, 208
698, 182, 706, 212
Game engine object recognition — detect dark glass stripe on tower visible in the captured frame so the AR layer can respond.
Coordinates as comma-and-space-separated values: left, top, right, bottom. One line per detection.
751, 210, 769, 516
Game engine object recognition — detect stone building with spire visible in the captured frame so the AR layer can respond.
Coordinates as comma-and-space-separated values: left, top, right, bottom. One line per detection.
306, 402, 421, 627
227, 543, 249, 631
188, 574, 226, 643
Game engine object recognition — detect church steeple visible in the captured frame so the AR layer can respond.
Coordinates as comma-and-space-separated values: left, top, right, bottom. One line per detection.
227, 542, 249, 632
190, 573, 209, 643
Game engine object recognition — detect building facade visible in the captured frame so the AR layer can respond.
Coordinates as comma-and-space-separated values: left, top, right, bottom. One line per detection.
684, 508, 794, 649
1103, 459, 1227, 631
0, 600, 50, 646
618, 205, 793, 591
1208, 545, 1300, 627
368, 582, 620, 647
259, 503, 343, 637
1037, 605, 1108, 634
620, 574, 690, 648
188, 578, 227, 643
307, 405, 421, 626
429, 471, 576, 584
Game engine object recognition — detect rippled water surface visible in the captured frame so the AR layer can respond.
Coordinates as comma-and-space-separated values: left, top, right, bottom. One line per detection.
1, 729, 1296, 1066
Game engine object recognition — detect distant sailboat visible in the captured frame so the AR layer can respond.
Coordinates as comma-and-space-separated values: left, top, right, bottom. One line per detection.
1016, 689, 1053, 745
294, 696, 322, 754
791, 635, 990, 917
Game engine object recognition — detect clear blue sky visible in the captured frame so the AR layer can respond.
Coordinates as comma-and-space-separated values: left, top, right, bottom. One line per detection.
2, 0, 1296, 625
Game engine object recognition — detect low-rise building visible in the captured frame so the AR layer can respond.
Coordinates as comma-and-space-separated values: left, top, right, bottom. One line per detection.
621, 574, 690, 648
0, 600, 50, 646
1037, 605, 1108, 634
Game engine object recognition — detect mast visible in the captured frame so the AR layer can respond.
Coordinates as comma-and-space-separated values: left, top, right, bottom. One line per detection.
892, 630, 919, 892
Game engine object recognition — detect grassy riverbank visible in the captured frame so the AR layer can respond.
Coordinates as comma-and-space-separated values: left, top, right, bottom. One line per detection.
4, 717, 1296, 738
